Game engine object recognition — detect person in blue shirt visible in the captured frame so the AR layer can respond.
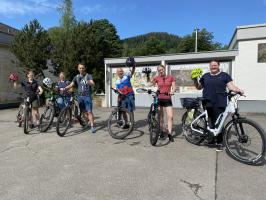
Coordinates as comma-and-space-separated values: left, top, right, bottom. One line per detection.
115, 66, 136, 113
62, 63, 96, 133
55, 72, 71, 110
193, 60, 244, 147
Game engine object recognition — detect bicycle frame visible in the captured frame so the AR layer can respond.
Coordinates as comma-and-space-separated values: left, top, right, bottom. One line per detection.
190, 97, 237, 137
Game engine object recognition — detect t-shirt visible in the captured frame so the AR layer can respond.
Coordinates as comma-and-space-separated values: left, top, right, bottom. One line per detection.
72, 73, 93, 96
199, 72, 232, 107
56, 80, 71, 96
115, 72, 134, 96
21, 79, 39, 99
153, 75, 175, 100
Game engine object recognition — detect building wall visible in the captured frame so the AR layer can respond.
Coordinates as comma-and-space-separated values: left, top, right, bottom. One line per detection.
0, 45, 23, 103
234, 39, 266, 100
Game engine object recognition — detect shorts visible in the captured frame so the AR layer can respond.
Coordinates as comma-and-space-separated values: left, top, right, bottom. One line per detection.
119, 95, 135, 112
77, 96, 93, 113
31, 99, 39, 108
158, 99, 172, 107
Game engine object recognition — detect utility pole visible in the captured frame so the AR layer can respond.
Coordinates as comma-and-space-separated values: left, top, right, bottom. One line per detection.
195, 28, 199, 52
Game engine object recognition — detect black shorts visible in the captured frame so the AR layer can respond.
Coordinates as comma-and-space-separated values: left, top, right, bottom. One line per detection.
158, 99, 173, 107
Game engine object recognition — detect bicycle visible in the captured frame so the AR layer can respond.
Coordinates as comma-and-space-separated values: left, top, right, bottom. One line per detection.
15, 92, 25, 127
107, 88, 134, 139
39, 94, 67, 132
56, 93, 87, 137
139, 88, 170, 146
23, 94, 41, 134
181, 91, 266, 165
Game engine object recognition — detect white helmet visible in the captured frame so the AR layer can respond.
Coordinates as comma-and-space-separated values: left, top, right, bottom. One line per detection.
43, 77, 52, 88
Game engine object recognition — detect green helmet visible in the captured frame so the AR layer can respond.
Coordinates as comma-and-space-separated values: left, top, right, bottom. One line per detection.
191, 68, 203, 79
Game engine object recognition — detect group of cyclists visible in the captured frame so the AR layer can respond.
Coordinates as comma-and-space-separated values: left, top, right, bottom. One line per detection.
9, 58, 244, 149
10, 62, 96, 133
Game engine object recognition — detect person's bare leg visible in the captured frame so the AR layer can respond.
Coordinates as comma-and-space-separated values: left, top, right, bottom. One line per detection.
158, 106, 164, 130
87, 111, 94, 127
32, 108, 40, 125
165, 106, 173, 134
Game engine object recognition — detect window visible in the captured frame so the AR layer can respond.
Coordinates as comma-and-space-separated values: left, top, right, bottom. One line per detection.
258, 43, 266, 63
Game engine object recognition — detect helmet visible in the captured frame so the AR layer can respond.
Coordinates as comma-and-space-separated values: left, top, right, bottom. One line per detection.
9, 73, 18, 81
43, 77, 52, 88
191, 68, 203, 79
125, 57, 136, 67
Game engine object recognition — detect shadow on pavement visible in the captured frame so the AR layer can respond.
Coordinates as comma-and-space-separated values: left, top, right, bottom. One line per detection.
124, 129, 145, 140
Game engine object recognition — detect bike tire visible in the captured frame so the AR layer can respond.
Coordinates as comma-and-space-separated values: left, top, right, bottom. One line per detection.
149, 110, 160, 146
224, 118, 266, 165
107, 107, 134, 139
56, 107, 72, 137
182, 109, 206, 145
16, 103, 24, 127
40, 105, 55, 132
23, 108, 30, 134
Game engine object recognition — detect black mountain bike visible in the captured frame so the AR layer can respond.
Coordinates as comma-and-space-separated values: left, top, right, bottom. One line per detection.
16, 92, 25, 127
107, 88, 134, 139
56, 93, 87, 137
23, 94, 40, 134
39, 94, 66, 132
140, 88, 169, 146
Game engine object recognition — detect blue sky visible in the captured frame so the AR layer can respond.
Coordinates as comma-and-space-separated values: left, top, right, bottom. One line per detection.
1, 0, 266, 45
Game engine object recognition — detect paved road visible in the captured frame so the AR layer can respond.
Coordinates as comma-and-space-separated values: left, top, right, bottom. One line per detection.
0, 108, 265, 200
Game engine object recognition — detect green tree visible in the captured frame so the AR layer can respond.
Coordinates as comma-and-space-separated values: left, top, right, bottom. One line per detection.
71, 19, 122, 92
10, 19, 50, 75
177, 28, 222, 53
49, 0, 77, 77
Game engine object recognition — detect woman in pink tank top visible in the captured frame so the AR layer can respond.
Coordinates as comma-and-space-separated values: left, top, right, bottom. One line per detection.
151, 65, 176, 142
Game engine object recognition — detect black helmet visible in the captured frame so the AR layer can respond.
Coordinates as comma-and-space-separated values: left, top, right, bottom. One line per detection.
125, 57, 135, 67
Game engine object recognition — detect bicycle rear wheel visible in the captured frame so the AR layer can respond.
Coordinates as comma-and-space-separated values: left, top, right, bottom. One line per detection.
16, 103, 24, 127
182, 109, 206, 145
149, 110, 160, 146
40, 105, 55, 132
224, 118, 266, 165
108, 107, 134, 139
56, 107, 72, 137
23, 108, 31, 134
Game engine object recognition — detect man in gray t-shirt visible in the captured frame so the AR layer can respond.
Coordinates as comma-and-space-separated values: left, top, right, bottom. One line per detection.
62, 63, 96, 133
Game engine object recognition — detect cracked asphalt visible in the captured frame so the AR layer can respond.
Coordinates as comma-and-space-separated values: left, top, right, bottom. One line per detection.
0, 107, 265, 200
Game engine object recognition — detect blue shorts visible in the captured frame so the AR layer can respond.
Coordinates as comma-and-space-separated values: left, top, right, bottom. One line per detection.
77, 96, 93, 113
120, 94, 135, 112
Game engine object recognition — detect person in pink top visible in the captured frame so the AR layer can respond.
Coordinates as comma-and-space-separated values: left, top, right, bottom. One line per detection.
151, 64, 176, 142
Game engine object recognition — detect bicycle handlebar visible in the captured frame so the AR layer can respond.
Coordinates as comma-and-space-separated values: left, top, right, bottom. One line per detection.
139, 88, 171, 96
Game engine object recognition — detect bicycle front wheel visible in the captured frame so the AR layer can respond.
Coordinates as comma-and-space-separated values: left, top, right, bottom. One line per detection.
56, 107, 72, 137
40, 105, 55, 132
107, 108, 134, 139
149, 110, 160, 146
182, 109, 206, 145
224, 118, 266, 165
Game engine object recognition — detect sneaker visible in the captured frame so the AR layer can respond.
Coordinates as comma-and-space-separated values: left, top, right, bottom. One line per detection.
90, 127, 96, 133
168, 134, 174, 142
122, 124, 130, 129
216, 144, 223, 152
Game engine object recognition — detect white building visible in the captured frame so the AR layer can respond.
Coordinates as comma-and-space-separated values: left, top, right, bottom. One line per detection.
104, 24, 266, 113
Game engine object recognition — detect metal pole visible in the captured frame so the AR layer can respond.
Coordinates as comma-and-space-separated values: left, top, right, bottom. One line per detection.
195, 28, 199, 52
